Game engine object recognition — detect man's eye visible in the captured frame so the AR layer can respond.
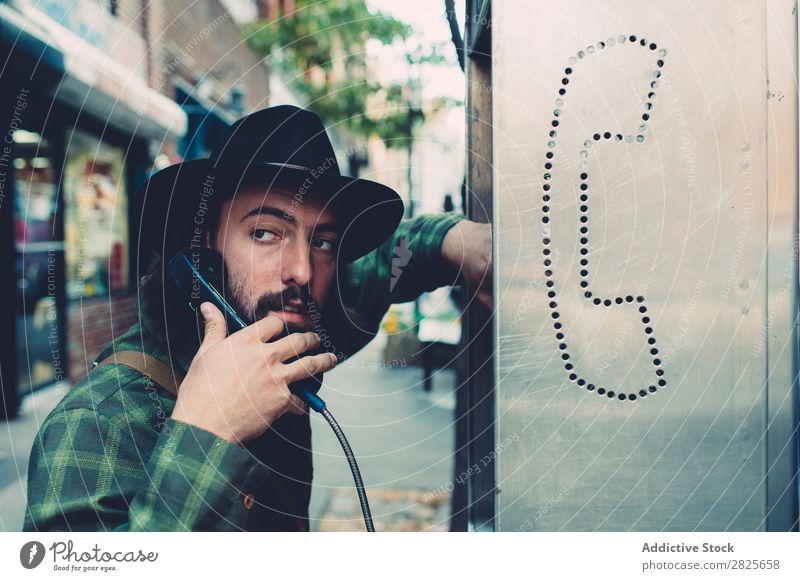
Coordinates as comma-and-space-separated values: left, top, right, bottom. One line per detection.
313, 238, 336, 252
252, 229, 278, 242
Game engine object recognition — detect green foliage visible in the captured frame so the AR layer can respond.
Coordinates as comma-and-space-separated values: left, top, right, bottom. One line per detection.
243, 0, 446, 148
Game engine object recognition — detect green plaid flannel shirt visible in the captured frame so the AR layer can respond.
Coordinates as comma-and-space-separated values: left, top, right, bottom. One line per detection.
23, 213, 465, 532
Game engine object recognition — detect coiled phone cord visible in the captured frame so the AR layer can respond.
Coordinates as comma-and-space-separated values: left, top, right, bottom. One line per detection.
302, 390, 375, 532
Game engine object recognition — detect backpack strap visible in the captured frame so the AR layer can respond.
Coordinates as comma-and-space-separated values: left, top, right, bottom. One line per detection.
94, 349, 309, 531
94, 350, 182, 396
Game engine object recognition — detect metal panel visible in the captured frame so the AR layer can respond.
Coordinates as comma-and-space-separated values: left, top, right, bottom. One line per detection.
766, 0, 800, 531
462, 0, 497, 531
493, 0, 797, 531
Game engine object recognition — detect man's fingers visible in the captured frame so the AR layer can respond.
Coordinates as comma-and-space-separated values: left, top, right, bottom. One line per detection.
283, 352, 338, 382
198, 302, 228, 354
238, 313, 285, 342
268, 332, 320, 362
477, 268, 492, 290
482, 248, 493, 286
477, 289, 493, 310
286, 394, 308, 416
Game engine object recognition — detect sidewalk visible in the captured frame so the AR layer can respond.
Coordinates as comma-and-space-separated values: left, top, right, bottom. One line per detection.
0, 382, 67, 531
309, 334, 456, 531
0, 334, 457, 532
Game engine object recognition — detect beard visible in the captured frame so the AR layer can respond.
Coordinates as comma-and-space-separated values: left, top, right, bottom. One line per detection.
223, 275, 328, 397
225, 274, 322, 347
220, 258, 345, 366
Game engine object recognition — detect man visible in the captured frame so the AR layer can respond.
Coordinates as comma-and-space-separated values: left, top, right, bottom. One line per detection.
24, 105, 491, 531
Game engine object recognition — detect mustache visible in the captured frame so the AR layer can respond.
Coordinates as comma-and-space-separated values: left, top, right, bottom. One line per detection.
223, 279, 322, 342
251, 286, 326, 355
252, 285, 315, 321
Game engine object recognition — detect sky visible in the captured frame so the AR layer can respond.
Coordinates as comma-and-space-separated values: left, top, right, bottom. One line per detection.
365, 0, 466, 103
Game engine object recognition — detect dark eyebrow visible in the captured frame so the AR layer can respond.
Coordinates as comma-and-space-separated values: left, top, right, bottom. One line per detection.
240, 205, 294, 224
313, 223, 341, 236
240, 205, 341, 236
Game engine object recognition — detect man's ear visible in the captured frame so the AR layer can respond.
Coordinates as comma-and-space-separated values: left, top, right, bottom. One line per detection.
203, 228, 213, 249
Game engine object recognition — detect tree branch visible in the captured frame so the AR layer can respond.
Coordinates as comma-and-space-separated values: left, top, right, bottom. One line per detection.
444, 0, 465, 72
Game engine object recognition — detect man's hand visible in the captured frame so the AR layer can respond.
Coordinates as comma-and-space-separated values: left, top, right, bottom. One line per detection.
171, 302, 338, 445
442, 220, 493, 310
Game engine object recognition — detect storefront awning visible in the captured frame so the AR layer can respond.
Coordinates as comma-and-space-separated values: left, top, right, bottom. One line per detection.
2, 2, 187, 141
0, 2, 64, 80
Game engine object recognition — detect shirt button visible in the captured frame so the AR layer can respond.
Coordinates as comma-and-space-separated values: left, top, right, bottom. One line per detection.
243, 493, 255, 510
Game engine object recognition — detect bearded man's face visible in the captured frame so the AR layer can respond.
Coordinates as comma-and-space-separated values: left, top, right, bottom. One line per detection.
212, 184, 341, 340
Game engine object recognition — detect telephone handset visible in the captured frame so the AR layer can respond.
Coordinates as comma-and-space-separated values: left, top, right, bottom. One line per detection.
166, 247, 323, 398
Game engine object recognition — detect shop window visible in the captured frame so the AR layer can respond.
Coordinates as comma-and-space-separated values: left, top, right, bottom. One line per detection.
63, 130, 129, 299
14, 130, 63, 390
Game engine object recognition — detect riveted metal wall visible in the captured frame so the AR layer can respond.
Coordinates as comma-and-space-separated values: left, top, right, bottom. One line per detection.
492, 0, 798, 531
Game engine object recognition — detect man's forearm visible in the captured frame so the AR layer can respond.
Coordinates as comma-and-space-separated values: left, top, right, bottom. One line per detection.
341, 213, 467, 321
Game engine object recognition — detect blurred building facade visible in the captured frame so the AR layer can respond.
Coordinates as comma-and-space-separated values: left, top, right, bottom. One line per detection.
0, 0, 279, 418
0, 0, 462, 420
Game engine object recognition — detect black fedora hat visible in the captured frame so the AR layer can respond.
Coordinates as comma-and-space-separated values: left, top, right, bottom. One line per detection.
137, 105, 404, 263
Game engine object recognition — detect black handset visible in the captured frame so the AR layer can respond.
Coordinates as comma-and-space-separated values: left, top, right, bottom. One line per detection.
166, 247, 323, 397
167, 247, 247, 330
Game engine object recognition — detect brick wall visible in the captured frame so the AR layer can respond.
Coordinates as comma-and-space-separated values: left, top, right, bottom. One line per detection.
152, 0, 271, 110
114, 0, 145, 33
66, 293, 139, 384
110, 0, 271, 109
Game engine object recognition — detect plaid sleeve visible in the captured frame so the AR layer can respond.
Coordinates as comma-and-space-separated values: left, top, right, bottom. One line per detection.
128, 419, 271, 531
24, 410, 271, 532
341, 212, 467, 317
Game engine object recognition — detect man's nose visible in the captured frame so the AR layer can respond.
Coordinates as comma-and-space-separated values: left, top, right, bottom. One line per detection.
281, 238, 312, 287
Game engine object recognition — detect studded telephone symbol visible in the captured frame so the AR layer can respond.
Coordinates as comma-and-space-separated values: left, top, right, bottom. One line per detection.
541, 35, 667, 402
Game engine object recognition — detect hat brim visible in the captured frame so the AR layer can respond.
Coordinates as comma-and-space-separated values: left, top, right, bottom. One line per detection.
136, 158, 405, 264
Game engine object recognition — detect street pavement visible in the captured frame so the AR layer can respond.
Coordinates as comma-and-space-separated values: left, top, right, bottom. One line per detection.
0, 333, 456, 532
0, 381, 67, 531
309, 334, 456, 531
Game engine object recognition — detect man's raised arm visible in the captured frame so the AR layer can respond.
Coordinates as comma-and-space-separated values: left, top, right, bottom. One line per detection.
339, 213, 492, 338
